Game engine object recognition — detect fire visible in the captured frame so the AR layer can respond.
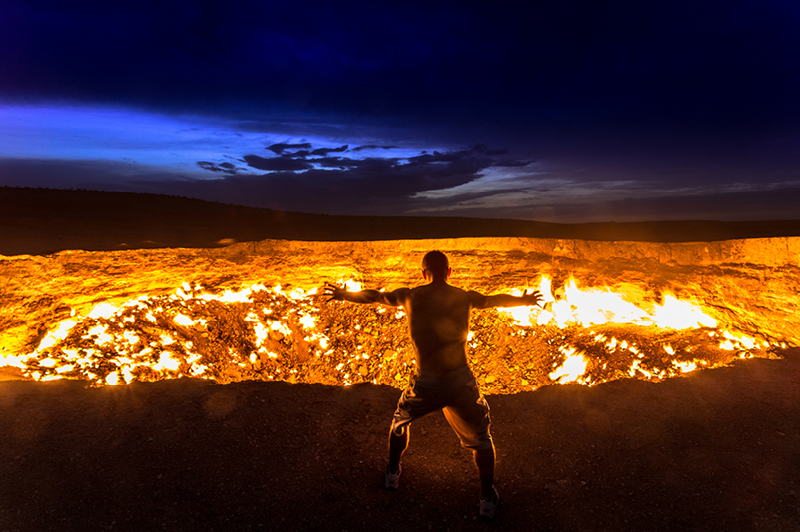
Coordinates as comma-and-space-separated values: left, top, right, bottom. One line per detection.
3, 274, 782, 393
549, 349, 588, 384
343, 279, 363, 292
652, 294, 718, 329
498, 276, 718, 331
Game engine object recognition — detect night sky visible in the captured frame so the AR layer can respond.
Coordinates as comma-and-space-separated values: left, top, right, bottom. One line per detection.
1, 0, 799, 222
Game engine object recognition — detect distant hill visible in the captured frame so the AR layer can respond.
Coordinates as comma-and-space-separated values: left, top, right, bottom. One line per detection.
2, 186, 800, 255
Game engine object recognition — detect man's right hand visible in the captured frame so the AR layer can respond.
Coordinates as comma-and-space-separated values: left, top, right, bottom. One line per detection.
324, 282, 346, 301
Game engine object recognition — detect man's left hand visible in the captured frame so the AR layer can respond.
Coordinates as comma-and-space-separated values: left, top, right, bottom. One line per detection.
522, 289, 544, 307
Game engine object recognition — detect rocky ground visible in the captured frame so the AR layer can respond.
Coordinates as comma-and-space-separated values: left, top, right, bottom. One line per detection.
2, 348, 800, 531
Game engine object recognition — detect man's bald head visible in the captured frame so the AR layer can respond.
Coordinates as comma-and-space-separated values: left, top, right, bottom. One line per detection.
422, 250, 450, 281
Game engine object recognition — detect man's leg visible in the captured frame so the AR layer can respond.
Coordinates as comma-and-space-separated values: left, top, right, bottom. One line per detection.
442, 383, 495, 501
388, 425, 409, 474
473, 444, 495, 500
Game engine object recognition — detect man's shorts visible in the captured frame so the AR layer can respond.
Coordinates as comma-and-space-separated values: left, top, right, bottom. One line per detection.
390, 365, 493, 450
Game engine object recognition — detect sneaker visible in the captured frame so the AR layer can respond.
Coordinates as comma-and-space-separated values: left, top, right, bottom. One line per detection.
385, 465, 401, 490
479, 487, 500, 520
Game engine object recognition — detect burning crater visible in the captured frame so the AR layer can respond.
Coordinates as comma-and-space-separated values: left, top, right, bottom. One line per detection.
2, 237, 798, 393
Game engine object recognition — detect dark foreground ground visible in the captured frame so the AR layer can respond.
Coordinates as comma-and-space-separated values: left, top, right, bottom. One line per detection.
2, 348, 800, 532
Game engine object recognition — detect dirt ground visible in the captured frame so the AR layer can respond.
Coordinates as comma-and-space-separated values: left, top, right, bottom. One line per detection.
2, 348, 800, 532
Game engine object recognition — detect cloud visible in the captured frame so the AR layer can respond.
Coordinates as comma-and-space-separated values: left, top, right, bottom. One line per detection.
350, 145, 397, 152
310, 145, 348, 156
183, 144, 515, 214
312, 156, 394, 169
243, 155, 312, 171
405, 144, 503, 167
197, 161, 240, 175
197, 144, 513, 201
266, 142, 312, 155
281, 150, 311, 158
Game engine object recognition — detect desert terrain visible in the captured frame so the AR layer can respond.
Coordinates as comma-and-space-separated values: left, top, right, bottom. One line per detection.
2, 187, 800, 531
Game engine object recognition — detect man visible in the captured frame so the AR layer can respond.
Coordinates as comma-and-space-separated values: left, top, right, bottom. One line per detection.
324, 250, 542, 520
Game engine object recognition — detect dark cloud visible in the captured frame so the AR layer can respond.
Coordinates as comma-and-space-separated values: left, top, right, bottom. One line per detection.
282, 150, 310, 158
271, 145, 349, 158
197, 161, 240, 175
312, 157, 372, 169
404, 146, 498, 172
266, 143, 312, 155
351, 145, 397, 152
229, 145, 516, 187
311, 156, 405, 170
183, 145, 515, 213
310, 145, 348, 156
243, 155, 312, 172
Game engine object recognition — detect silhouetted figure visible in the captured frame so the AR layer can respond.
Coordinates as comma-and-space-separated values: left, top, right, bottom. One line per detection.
325, 250, 542, 520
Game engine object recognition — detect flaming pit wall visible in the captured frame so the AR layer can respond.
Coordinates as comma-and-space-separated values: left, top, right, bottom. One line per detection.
2, 237, 799, 393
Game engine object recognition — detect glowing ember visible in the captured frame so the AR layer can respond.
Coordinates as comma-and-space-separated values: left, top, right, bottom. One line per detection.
5, 274, 782, 393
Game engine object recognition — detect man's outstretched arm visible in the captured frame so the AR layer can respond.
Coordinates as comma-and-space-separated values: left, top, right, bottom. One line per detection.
468, 289, 544, 309
324, 282, 410, 307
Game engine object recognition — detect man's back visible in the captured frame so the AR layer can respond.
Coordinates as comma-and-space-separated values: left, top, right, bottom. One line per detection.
404, 280, 472, 373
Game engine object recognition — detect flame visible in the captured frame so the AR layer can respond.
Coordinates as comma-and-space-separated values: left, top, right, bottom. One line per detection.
343, 279, 363, 292
88, 302, 119, 319
36, 319, 78, 352
500, 276, 720, 331
549, 349, 588, 383
652, 294, 717, 329
3, 275, 782, 392
719, 330, 758, 351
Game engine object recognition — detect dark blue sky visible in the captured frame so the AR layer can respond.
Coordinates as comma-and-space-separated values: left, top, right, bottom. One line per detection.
1, 0, 799, 222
